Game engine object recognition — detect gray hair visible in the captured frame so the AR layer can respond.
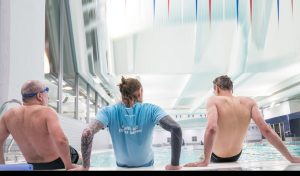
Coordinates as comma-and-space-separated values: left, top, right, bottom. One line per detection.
21, 80, 45, 101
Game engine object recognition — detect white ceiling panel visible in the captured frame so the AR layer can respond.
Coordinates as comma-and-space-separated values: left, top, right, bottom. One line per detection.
108, 0, 300, 113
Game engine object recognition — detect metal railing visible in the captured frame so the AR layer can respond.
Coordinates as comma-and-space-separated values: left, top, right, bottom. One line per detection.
0, 99, 22, 155
0, 99, 22, 117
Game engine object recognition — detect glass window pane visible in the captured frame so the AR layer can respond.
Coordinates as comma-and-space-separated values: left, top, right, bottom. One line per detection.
78, 77, 88, 123
44, 74, 58, 110
61, 80, 75, 118
89, 89, 96, 119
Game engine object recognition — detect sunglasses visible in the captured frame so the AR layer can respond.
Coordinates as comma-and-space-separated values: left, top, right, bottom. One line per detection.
22, 87, 49, 99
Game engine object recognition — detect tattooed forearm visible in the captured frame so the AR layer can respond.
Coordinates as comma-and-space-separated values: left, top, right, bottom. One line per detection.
81, 128, 94, 168
81, 120, 104, 168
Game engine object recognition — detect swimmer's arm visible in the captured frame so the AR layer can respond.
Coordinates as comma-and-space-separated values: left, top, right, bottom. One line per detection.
159, 116, 182, 167
0, 115, 10, 164
81, 120, 104, 169
251, 102, 294, 162
46, 109, 73, 170
202, 97, 218, 165
184, 97, 218, 167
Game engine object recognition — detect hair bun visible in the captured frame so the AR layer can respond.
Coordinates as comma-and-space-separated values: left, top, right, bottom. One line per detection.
119, 76, 127, 93
121, 76, 126, 84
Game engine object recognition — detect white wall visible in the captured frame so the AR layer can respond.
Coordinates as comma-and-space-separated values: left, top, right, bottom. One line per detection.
152, 128, 204, 146
0, 0, 45, 105
262, 100, 300, 120
153, 124, 263, 145
0, 0, 10, 105
263, 101, 291, 120
289, 100, 300, 114
182, 129, 204, 144
153, 130, 170, 145
245, 123, 262, 142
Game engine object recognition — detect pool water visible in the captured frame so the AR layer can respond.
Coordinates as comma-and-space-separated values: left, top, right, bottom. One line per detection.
90, 141, 300, 167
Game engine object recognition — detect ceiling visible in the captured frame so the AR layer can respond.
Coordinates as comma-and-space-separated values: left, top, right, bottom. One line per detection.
106, 0, 300, 113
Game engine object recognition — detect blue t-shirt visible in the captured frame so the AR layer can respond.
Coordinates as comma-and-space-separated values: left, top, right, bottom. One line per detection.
95, 102, 168, 167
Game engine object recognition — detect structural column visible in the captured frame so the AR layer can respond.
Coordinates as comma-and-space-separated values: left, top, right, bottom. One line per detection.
0, 0, 45, 105
0, 0, 11, 105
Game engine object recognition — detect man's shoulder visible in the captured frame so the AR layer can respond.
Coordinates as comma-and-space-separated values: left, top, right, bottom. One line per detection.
2, 106, 22, 119
141, 102, 155, 107
33, 105, 54, 111
209, 96, 255, 104
236, 96, 255, 103
140, 102, 162, 109
104, 103, 120, 110
98, 103, 120, 114
235, 96, 257, 109
34, 106, 57, 116
207, 96, 221, 103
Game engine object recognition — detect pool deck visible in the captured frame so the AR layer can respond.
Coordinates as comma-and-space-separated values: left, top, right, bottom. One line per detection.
90, 160, 300, 171
4, 157, 300, 171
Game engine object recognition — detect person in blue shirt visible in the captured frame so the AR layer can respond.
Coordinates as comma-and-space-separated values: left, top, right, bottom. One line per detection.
73, 76, 182, 170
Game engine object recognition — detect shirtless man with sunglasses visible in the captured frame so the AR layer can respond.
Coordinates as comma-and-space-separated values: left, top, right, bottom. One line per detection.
0, 80, 80, 170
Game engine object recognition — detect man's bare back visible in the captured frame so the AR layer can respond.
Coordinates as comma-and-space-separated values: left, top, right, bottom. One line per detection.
2, 105, 61, 163
0, 80, 79, 170
211, 96, 254, 157
184, 75, 300, 167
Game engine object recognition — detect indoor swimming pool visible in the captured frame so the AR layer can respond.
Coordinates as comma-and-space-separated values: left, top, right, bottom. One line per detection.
90, 141, 300, 167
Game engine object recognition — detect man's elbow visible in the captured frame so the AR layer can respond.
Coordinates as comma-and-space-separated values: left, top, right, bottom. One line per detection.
207, 126, 217, 135
261, 126, 272, 136
172, 125, 182, 136
82, 128, 93, 139
56, 136, 69, 146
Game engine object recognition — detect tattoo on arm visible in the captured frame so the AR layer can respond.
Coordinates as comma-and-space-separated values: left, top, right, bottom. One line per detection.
81, 120, 103, 168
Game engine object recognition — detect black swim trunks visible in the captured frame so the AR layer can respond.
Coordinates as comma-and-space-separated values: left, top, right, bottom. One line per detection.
211, 150, 242, 163
28, 146, 79, 170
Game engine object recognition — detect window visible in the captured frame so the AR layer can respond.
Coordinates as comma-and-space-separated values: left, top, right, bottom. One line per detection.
192, 136, 197, 142
87, 51, 96, 76
82, 0, 94, 6
89, 88, 97, 118
167, 137, 171, 143
83, 9, 96, 26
